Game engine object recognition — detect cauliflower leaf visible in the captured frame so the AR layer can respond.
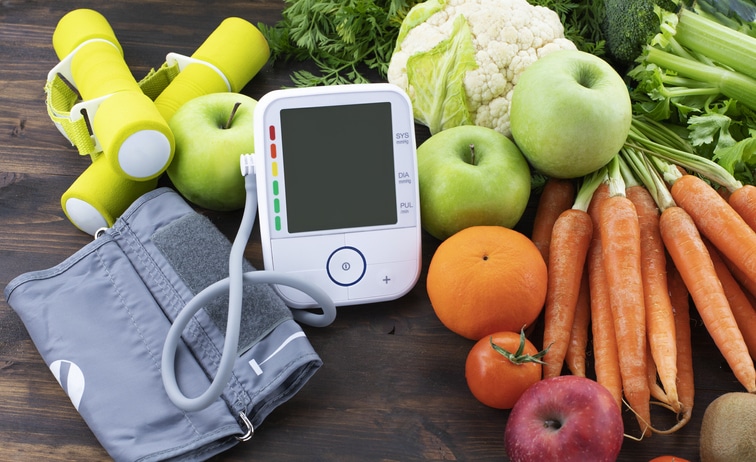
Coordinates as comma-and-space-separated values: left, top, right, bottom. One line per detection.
406, 14, 478, 134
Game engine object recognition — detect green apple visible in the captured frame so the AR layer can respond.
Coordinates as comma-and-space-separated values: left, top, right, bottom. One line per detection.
510, 49, 632, 179
167, 92, 257, 211
417, 125, 531, 241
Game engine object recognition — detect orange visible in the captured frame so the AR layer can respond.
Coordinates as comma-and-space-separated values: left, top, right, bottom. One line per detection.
427, 225, 547, 340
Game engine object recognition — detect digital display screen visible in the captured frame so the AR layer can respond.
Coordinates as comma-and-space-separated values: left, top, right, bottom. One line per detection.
279, 102, 397, 233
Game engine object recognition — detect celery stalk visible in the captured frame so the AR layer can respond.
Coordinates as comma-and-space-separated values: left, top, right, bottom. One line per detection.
674, 8, 756, 80
644, 47, 756, 111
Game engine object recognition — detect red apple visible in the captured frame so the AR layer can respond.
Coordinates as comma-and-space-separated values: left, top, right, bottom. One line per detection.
504, 375, 624, 462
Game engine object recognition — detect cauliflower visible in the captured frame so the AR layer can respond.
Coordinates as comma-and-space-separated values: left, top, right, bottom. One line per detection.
387, 0, 576, 137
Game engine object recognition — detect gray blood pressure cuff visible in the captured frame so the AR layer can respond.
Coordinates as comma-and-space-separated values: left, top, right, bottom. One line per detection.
4, 188, 322, 461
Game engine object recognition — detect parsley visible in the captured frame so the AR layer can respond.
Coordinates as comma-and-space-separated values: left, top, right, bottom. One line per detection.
258, 0, 423, 86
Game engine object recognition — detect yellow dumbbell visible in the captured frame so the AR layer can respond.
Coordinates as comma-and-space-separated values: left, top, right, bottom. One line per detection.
52, 8, 174, 181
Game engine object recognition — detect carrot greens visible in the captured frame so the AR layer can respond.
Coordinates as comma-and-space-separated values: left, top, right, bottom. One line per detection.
258, 0, 422, 86
627, 116, 744, 192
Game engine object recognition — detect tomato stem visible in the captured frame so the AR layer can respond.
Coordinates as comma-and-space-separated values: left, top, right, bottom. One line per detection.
490, 328, 549, 365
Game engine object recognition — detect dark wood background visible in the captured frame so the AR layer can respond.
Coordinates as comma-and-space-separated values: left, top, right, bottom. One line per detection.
0, 1, 745, 460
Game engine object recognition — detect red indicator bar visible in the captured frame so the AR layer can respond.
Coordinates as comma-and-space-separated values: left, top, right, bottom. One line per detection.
269, 125, 276, 141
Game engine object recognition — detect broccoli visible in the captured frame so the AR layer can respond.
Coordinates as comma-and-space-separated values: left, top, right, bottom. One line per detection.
602, 0, 683, 72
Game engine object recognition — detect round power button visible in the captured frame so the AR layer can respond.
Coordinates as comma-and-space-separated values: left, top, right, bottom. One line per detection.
327, 246, 366, 286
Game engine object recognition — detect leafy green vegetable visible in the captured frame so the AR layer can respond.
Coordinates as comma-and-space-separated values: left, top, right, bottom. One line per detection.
688, 111, 756, 184
628, 5, 756, 185
258, 0, 422, 86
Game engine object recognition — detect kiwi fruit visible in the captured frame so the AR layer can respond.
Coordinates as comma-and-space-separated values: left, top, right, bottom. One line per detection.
700, 392, 756, 462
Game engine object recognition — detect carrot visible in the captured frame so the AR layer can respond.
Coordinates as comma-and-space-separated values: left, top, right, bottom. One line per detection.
599, 189, 651, 436
745, 288, 756, 310
620, 144, 696, 431
628, 114, 756, 230
541, 173, 602, 379
626, 184, 680, 413
704, 239, 756, 359
728, 184, 756, 231
542, 208, 593, 378
669, 262, 694, 430
670, 174, 756, 283
659, 205, 756, 393
587, 182, 623, 409
724, 256, 756, 299
745, 289, 756, 309
586, 181, 610, 239
630, 116, 756, 234
531, 178, 576, 265
565, 271, 591, 377
646, 341, 669, 405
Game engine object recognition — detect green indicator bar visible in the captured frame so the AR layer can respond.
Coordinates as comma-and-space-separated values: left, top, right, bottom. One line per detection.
272, 180, 279, 195
275, 216, 281, 231
274, 198, 280, 213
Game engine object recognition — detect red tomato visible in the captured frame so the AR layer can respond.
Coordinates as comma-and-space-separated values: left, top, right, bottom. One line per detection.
649, 457, 691, 462
465, 330, 544, 409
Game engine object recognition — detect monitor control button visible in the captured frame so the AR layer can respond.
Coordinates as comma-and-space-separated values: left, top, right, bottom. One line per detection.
327, 246, 366, 286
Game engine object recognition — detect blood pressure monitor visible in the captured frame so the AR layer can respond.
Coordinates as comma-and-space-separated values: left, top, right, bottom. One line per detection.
253, 83, 422, 308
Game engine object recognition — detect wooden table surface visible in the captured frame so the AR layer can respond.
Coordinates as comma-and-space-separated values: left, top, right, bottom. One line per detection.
0, 1, 746, 460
